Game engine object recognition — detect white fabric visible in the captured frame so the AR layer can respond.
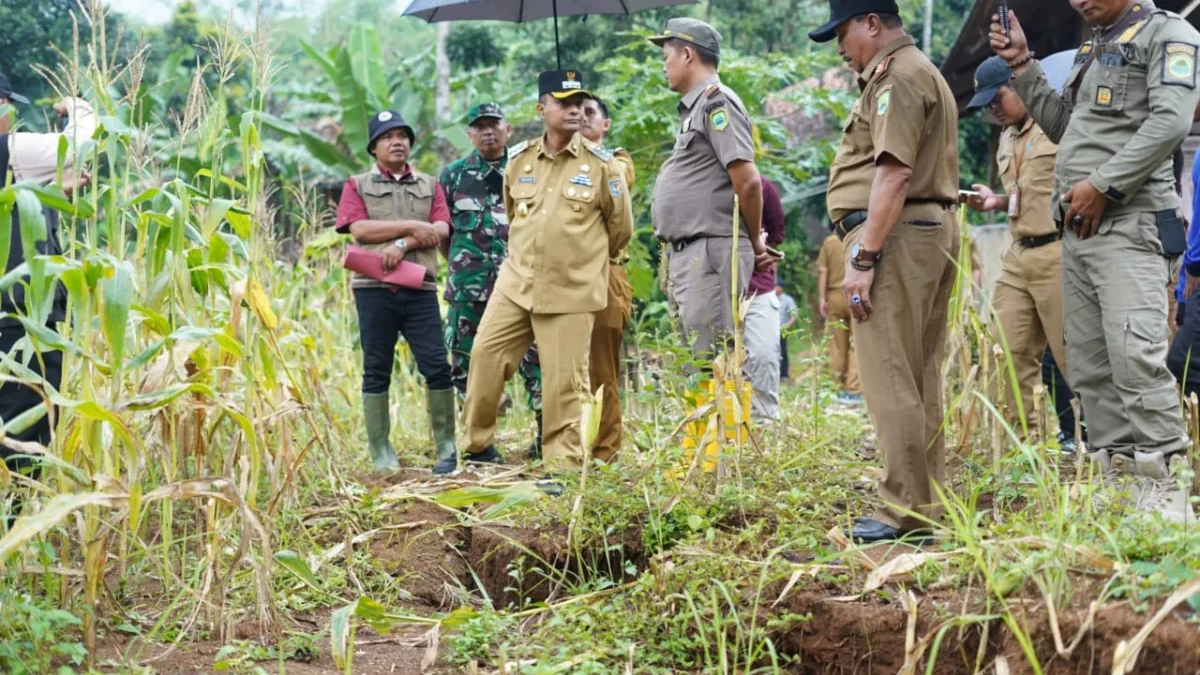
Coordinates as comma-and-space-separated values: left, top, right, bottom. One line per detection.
745, 292, 781, 420
8, 97, 97, 186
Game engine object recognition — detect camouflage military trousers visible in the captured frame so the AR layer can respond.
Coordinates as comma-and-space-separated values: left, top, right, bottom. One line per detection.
446, 300, 542, 411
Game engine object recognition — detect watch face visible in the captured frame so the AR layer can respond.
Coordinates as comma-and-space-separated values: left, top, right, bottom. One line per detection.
850, 243, 861, 259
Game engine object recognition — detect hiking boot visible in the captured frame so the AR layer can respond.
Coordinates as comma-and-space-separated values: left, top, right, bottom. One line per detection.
536, 475, 564, 497
1132, 451, 1194, 523
1057, 432, 1078, 455
466, 445, 505, 467
427, 387, 458, 476
362, 392, 400, 473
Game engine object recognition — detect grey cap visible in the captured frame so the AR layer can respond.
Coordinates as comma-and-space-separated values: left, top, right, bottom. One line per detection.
649, 17, 721, 56
966, 56, 1013, 110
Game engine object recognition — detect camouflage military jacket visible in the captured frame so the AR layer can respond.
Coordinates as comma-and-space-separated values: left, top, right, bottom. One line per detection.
440, 150, 511, 303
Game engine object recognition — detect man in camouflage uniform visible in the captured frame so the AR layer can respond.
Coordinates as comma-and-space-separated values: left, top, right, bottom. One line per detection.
440, 103, 543, 452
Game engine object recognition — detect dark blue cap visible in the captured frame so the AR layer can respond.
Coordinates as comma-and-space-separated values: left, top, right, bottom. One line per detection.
967, 56, 1013, 111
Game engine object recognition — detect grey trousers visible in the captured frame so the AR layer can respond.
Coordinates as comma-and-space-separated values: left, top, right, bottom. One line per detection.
665, 236, 753, 361
744, 292, 781, 419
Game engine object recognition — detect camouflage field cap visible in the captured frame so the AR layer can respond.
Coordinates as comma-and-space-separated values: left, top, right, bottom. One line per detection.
467, 102, 505, 125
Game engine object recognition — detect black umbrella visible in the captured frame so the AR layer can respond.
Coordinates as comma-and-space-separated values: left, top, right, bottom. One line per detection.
403, 0, 698, 69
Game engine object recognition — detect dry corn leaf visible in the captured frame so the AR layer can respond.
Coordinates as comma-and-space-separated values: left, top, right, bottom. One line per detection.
862, 551, 955, 594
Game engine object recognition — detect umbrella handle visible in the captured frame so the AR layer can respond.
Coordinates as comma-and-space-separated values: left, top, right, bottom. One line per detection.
554, 0, 561, 69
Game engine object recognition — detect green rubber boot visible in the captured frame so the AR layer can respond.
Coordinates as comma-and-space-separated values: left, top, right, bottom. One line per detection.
428, 387, 459, 475
363, 392, 399, 473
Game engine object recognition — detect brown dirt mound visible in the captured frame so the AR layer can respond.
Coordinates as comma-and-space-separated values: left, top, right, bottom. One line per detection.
467, 525, 646, 609
366, 501, 471, 609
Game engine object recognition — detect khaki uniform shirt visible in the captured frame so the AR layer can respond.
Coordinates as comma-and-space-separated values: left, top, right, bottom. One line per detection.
1012, 1, 1200, 215
652, 73, 756, 242
818, 234, 846, 290
826, 36, 959, 223
997, 117, 1059, 238
497, 133, 633, 314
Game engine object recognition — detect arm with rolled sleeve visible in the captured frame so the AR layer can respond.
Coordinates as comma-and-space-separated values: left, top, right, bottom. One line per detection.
1090, 21, 1200, 203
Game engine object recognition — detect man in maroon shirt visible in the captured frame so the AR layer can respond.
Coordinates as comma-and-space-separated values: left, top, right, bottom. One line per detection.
744, 177, 786, 419
336, 110, 467, 474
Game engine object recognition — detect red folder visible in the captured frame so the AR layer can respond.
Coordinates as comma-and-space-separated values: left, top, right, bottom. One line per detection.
342, 246, 428, 289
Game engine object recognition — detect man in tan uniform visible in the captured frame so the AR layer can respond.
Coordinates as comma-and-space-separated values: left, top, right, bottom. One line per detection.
459, 71, 633, 483
963, 56, 1068, 435
580, 95, 634, 462
992, 1, 1197, 521
817, 231, 862, 404
650, 18, 773, 361
811, 0, 961, 542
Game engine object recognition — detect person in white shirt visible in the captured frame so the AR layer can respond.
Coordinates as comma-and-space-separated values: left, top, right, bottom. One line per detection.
1, 73, 96, 187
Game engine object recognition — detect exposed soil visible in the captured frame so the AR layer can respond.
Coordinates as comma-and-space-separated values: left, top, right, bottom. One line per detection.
367, 500, 472, 609
771, 588, 1200, 674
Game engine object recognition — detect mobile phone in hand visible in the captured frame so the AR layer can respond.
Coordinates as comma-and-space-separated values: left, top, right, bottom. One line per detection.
765, 246, 785, 261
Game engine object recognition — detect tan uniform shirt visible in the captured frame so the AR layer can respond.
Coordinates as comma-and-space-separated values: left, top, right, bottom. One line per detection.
498, 133, 633, 314
652, 73, 756, 242
818, 234, 845, 290
826, 36, 959, 223
997, 117, 1058, 238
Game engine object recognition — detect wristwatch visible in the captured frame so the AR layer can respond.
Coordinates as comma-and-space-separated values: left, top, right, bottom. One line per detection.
394, 238, 408, 251
849, 243, 881, 267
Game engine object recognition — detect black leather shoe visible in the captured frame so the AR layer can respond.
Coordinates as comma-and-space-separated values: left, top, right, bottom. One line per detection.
467, 445, 505, 466
536, 477, 564, 496
432, 456, 457, 475
846, 517, 931, 544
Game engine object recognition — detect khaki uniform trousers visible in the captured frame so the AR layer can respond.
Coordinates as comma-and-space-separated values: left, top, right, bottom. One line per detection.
991, 240, 1067, 427
846, 208, 959, 532
826, 290, 861, 394
665, 236, 753, 360
1062, 211, 1188, 456
463, 290, 595, 471
589, 266, 632, 463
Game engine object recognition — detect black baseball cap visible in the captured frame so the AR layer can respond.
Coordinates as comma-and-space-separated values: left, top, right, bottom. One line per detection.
809, 0, 901, 43
966, 56, 1013, 110
538, 70, 593, 100
649, 18, 722, 56
367, 110, 415, 154
0, 73, 29, 104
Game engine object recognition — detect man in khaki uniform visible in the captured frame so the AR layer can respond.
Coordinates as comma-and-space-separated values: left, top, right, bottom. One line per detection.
817, 231, 862, 404
580, 96, 635, 462
811, 0, 961, 542
650, 18, 773, 361
963, 56, 1068, 434
460, 71, 633, 482
992, 1, 1197, 521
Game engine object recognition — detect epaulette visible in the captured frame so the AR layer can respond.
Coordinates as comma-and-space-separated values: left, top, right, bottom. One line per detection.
704, 83, 721, 98
507, 140, 530, 159
873, 56, 892, 79
584, 139, 613, 162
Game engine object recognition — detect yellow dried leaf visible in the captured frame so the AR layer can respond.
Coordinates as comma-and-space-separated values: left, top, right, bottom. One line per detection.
246, 276, 278, 330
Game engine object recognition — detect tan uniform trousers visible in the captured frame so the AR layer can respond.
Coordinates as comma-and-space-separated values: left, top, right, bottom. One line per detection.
991, 240, 1067, 427
825, 290, 861, 394
590, 266, 632, 463
1062, 211, 1188, 456
845, 208, 959, 532
463, 290, 595, 471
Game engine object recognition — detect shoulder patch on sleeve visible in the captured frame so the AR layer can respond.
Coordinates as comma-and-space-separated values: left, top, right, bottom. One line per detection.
1162, 41, 1197, 88
609, 177, 623, 197
507, 140, 529, 159
709, 107, 730, 131
875, 84, 893, 116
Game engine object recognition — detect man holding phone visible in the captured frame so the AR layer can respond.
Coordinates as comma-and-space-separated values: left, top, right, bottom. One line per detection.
963, 56, 1070, 443
991, 0, 1197, 522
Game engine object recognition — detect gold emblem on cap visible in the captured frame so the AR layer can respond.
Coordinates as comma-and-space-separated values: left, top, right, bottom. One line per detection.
567, 187, 577, 197
524, 164, 532, 172
567, 71, 577, 80
581, 164, 590, 173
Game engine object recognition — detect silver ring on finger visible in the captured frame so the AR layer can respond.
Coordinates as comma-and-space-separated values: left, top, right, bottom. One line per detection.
852, 294, 862, 305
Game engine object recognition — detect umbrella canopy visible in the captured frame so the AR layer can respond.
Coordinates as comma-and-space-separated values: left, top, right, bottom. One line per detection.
1039, 49, 1078, 94
403, 0, 697, 68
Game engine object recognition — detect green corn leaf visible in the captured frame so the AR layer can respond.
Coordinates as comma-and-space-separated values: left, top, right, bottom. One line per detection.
273, 550, 325, 594
101, 261, 135, 373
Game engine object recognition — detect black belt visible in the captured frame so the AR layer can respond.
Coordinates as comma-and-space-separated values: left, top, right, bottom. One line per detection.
668, 236, 701, 252
834, 200, 956, 241
1015, 232, 1061, 249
